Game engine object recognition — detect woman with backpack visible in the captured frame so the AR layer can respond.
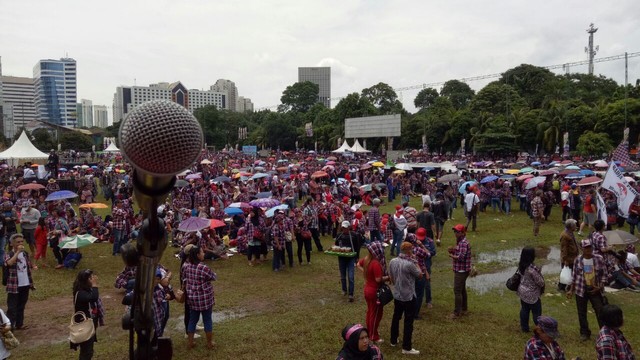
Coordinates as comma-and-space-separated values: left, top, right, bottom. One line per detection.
517, 247, 545, 333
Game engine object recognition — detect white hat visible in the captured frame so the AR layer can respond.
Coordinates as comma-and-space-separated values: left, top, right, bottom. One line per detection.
341, 220, 351, 228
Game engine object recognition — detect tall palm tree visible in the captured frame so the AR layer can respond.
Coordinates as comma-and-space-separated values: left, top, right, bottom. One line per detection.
537, 100, 567, 153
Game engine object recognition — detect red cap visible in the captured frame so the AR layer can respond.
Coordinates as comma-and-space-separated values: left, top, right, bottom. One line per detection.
395, 205, 402, 211
452, 224, 467, 233
355, 211, 363, 220
416, 227, 427, 240
343, 196, 350, 203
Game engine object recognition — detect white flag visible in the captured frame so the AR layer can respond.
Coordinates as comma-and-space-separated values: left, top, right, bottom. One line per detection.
596, 192, 607, 225
602, 163, 640, 217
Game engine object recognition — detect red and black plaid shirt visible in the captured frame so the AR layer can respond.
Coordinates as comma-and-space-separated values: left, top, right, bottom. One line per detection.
182, 262, 216, 311
452, 238, 472, 272
596, 326, 635, 360
112, 207, 127, 230
3, 251, 34, 293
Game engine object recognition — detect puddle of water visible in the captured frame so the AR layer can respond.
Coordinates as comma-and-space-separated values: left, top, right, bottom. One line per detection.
468, 247, 561, 295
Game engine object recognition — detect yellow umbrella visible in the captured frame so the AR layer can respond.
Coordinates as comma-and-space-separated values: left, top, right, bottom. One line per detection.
231, 168, 240, 173
372, 161, 385, 167
392, 169, 406, 175
504, 169, 520, 175
233, 173, 242, 179
79, 203, 109, 209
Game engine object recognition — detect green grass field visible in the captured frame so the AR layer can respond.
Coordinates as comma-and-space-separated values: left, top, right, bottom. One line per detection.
6, 197, 639, 360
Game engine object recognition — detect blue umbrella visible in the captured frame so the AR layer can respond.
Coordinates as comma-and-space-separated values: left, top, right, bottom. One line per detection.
565, 173, 584, 179
530, 161, 541, 166
212, 176, 231, 183
251, 173, 269, 180
58, 167, 68, 172
480, 175, 498, 184
256, 191, 273, 199
500, 175, 516, 180
265, 204, 289, 218
45, 190, 78, 201
458, 181, 477, 194
579, 169, 594, 176
422, 166, 435, 172
224, 207, 244, 216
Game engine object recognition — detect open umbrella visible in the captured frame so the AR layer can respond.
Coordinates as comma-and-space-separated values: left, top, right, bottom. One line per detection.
311, 171, 329, 179
518, 167, 535, 174
539, 169, 558, 176
185, 173, 202, 180
500, 175, 516, 180
525, 176, 547, 189
360, 184, 372, 192
593, 160, 608, 168
565, 173, 584, 180
79, 203, 109, 209
224, 207, 244, 216
579, 169, 595, 176
530, 161, 541, 166
210, 219, 226, 229
228, 202, 252, 209
437, 174, 460, 183
559, 169, 579, 176
504, 169, 521, 175
174, 179, 189, 188
360, 164, 372, 170
265, 204, 289, 218
251, 173, 269, 180
45, 190, 78, 201
392, 169, 406, 175
458, 181, 477, 194
577, 176, 603, 186
60, 234, 98, 249
516, 174, 534, 181
565, 165, 580, 170
249, 198, 281, 208
18, 183, 45, 191
256, 191, 273, 199
322, 165, 335, 171
394, 163, 413, 171
480, 175, 499, 184
212, 176, 231, 183
178, 217, 212, 232
372, 161, 385, 167
602, 230, 638, 246
200, 159, 213, 165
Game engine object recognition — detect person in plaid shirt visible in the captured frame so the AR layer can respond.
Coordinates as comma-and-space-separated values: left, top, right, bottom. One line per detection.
152, 268, 173, 338
368, 198, 382, 242
596, 304, 636, 360
523, 316, 567, 360
531, 190, 545, 237
193, 186, 209, 211
111, 200, 128, 256
303, 198, 323, 252
182, 245, 217, 349
448, 224, 471, 319
4, 234, 35, 330
270, 214, 287, 272
406, 231, 431, 319
566, 239, 608, 341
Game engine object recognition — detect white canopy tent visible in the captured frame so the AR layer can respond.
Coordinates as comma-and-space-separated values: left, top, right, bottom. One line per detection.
104, 142, 120, 152
0, 131, 49, 166
350, 139, 371, 153
331, 140, 352, 153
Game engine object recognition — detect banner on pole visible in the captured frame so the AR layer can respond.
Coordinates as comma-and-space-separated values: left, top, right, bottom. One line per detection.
596, 192, 607, 225
563, 132, 570, 157
602, 162, 640, 217
305, 123, 313, 137
461, 139, 466, 156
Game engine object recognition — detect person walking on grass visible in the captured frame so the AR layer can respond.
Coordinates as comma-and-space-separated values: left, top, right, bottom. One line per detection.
559, 219, 580, 291
523, 316, 567, 360
596, 304, 636, 360
566, 239, 608, 342
183, 245, 217, 349
517, 247, 545, 333
531, 190, 545, 237
19, 201, 40, 256
71, 269, 103, 360
578, 188, 597, 236
464, 186, 479, 232
388, 241, 422, 355
357, 242, 388, 344
335, 221, 363, 302
449, 224, 471, 319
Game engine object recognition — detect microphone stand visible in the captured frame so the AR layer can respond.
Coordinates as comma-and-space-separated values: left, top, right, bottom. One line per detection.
122, 171, 174, 360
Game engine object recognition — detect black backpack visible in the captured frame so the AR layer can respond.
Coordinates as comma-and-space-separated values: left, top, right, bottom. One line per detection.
506, 269, 522, 291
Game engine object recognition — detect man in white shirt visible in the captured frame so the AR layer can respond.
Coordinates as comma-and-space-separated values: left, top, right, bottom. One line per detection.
464, 185, 480, 232
627, 244, 640, 272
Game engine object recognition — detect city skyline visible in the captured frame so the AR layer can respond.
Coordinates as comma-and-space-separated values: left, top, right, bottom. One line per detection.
1, 1, 639, 124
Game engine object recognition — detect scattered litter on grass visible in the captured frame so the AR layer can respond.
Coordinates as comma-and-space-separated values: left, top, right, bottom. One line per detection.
493, 218, 503, 222
500, 240, 507, 243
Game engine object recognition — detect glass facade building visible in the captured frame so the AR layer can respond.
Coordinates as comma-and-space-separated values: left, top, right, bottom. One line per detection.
33, 58, 77, 127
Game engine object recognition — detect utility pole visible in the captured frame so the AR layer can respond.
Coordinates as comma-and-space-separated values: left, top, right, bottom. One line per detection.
585, 23, 599, 75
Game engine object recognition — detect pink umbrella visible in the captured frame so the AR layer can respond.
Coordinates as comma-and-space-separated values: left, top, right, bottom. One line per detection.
516, 174, 534, 181
326, 161, 336, 165
577, 176, 603, 186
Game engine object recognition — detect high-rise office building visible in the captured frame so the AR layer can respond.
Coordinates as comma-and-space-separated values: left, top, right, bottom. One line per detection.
236, 96, 254, 112
210, 79, 238, 111
93, 105, 108, 128
80, 99, 93, 127
112, 81, 226, 123
298, 67, 331, 108
0, 76, 38, 138
33, 58, 77, 127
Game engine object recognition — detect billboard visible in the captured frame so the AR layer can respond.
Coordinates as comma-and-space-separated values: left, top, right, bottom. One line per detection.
344, 114, 401, 138
242, 145, 257, 155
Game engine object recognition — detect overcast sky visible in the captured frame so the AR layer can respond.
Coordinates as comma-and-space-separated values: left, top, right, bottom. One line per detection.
1, 0, 639, 124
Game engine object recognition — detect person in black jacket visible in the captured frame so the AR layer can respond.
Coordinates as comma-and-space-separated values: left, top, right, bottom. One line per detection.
335, 221, 363, 302
72, 269, 100, 360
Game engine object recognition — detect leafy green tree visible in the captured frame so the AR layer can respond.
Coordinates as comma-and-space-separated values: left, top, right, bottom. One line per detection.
59, 132, 93, 151
537, 100, 568, 153
440, 80, 475, 109
361, 82, 404, 114
279, 81, 320, 113
31, 128, 57, 151
500, 64, 556, 108
334, 93, 378, 121
470, 82, 527, 116
414, 87, 439, 110
576, 131, 613, 156
472, 117, 518, 154
443, 109, 473, 152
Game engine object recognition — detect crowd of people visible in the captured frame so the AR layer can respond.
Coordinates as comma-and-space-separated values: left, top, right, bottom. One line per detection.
1, 148, 639, 359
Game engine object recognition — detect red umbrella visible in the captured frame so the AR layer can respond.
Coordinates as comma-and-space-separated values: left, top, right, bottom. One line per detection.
559, 169, 579, 176
18, 183, 45, 191
516, 174, 533, 181
577, 176, 603, 186
311, 171, 329, 179
210, 219, 226, 229
539, 169, 558, 176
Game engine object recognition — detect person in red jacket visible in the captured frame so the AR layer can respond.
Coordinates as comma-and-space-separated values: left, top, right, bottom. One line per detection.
33, 217, 48, 268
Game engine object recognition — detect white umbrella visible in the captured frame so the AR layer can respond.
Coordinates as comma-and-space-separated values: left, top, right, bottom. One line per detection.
394, 163, 413, 171
525, 176, 547, 190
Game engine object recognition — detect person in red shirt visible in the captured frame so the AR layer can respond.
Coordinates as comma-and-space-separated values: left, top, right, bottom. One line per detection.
33, 217, 48, 268
579, 188, 597, 235
357, 242, 388, 344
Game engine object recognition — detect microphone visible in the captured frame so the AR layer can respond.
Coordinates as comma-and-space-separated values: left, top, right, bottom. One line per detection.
118, 100, 203, 360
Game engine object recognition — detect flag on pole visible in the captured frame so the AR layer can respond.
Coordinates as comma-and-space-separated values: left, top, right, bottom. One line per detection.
461, 139, 466, 156
596, 191, 607, 225
611, 129, 638, 170
305, 123, 313, 137
563, 132, 570, 158
602, 162, 640, 217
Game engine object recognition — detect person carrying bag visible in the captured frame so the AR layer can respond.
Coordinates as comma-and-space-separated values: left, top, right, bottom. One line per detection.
70, 269, 103, 360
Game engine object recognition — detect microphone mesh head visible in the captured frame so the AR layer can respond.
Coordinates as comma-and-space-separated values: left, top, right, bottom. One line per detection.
119, 100, 203, 176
